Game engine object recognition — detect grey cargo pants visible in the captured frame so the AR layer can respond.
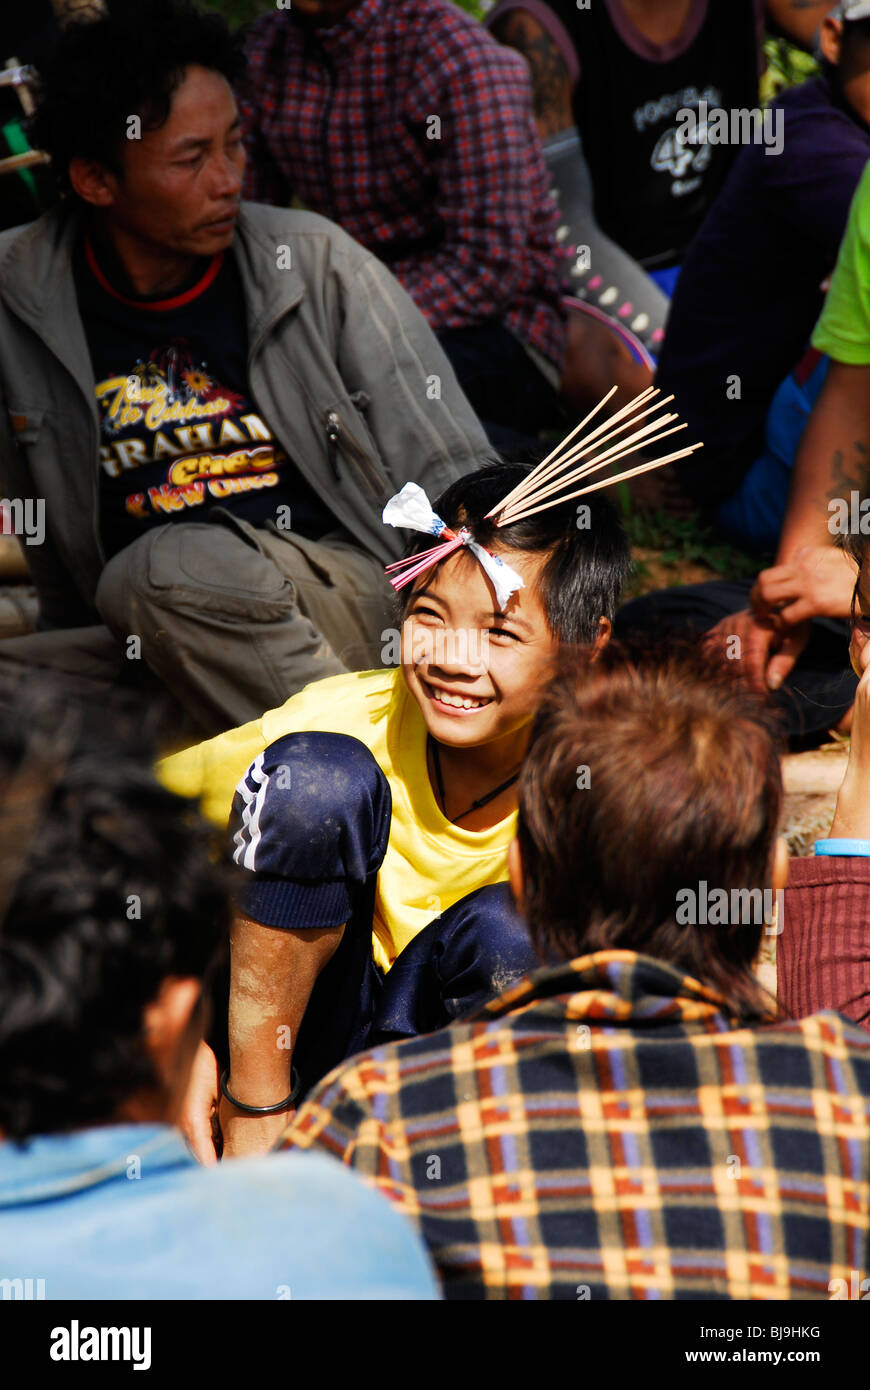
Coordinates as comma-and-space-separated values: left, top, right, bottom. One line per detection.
0, 512, 395, 742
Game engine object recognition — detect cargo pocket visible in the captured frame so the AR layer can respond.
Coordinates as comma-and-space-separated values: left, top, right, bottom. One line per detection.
140, 513, 291, 616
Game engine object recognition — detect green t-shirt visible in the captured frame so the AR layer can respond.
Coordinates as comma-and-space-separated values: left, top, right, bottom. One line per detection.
813, 159, 870, 365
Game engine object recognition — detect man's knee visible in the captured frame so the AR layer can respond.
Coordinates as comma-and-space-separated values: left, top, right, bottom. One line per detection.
232, 732, 392, 884
94, 521, 295, 635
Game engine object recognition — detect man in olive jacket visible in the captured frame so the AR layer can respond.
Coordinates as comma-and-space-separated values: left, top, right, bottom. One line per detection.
0, 1, 487, 738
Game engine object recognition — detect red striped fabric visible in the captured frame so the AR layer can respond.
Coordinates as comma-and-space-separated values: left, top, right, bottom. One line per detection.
779, 856, 870, 1031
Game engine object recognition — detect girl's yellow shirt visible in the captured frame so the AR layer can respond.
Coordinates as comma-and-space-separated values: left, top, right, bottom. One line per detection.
158, 668, 516, 972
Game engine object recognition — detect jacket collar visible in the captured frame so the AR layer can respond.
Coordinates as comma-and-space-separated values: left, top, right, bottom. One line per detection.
231, 206, 306, 352
0, 203, 95, 406
478, 949, 751, 1029
0, 1123, 189, 1207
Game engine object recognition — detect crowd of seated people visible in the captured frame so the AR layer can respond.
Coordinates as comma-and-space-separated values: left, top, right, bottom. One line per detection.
1, 0, 870, 1303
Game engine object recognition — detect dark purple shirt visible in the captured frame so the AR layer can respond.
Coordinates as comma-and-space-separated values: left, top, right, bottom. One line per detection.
656, 76, 870, 508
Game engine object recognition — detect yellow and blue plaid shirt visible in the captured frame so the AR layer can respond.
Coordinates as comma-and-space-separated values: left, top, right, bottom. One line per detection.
281, 949, 870, 1300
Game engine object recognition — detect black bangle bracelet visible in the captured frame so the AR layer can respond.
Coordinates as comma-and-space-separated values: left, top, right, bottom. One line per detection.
219, 1068, 301, 1116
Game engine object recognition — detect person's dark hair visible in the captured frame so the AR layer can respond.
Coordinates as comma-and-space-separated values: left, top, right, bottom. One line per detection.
29, 0, 246, 197
0, 685, 230, 1140
398, 461, 632, 644
842, 14, 870, 49
517, 642, 784, 1022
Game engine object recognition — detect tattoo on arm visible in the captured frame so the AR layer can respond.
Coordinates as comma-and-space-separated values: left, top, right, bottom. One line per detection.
825, 441, 870, 508
491, 11, 574, 140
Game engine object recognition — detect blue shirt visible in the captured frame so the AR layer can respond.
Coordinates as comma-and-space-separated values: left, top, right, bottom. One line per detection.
0, 1123, 439, 1300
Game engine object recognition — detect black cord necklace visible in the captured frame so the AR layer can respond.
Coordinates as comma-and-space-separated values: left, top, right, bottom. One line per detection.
428, 737, 521, 824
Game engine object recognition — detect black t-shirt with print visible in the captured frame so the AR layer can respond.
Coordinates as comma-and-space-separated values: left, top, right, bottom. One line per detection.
548, 0, 759, 267
74, 233, 335, 559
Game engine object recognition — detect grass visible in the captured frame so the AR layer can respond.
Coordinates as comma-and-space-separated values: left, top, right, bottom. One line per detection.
618, 499, 765, 600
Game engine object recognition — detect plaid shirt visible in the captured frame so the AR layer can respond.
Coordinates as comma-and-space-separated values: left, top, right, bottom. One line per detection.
281, 949, 870, 1300
239, 0, 566, 369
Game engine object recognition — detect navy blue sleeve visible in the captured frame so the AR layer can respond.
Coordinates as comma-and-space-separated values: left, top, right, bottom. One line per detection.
229, 731, 392, 930
763, 96, 870, 259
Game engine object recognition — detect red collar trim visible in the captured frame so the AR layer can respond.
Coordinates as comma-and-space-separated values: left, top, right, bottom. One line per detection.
84, 234, 223, 311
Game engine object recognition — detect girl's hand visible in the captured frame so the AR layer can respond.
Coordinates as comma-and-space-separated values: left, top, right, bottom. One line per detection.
178, 1039, 222, 1166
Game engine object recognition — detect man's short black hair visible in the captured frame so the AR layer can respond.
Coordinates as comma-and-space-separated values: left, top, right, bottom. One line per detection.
0, 686, 230, 1140
399, 460, 633, 645
29, 0, 246, 196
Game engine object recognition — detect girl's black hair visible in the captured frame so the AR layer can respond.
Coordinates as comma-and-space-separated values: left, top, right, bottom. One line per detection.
398, 460, 632, 644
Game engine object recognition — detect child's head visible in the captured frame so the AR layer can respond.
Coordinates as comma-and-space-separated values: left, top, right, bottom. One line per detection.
821, 9, 870, 128
0, 685, 230, 1140
398, 461, 631, 751
513, 643, 786, 1022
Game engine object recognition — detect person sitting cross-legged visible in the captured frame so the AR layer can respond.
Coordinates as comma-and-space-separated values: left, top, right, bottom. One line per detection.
0, 0, 486, 744
279, 644, 870, 1301
161, 460, 631, 1161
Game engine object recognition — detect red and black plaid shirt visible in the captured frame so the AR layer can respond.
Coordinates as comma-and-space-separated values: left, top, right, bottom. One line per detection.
239, 0, 567, 370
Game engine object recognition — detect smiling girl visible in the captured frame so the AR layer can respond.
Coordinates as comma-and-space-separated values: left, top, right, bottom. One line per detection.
160, 461, 631, 1157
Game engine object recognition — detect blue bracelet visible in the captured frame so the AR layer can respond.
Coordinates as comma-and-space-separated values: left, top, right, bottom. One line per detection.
814, 838, 870, 857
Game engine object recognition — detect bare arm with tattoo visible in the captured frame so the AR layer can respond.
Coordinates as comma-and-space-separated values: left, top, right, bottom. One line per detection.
490, 9, 574, 140
709, 362, 870, 691
775, 363, 870, 563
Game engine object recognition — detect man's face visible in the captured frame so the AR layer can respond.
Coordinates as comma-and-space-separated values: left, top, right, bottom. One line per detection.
104, 65, 244, 260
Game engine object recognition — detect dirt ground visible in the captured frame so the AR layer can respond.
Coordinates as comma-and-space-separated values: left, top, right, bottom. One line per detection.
630, 545, 716, 594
